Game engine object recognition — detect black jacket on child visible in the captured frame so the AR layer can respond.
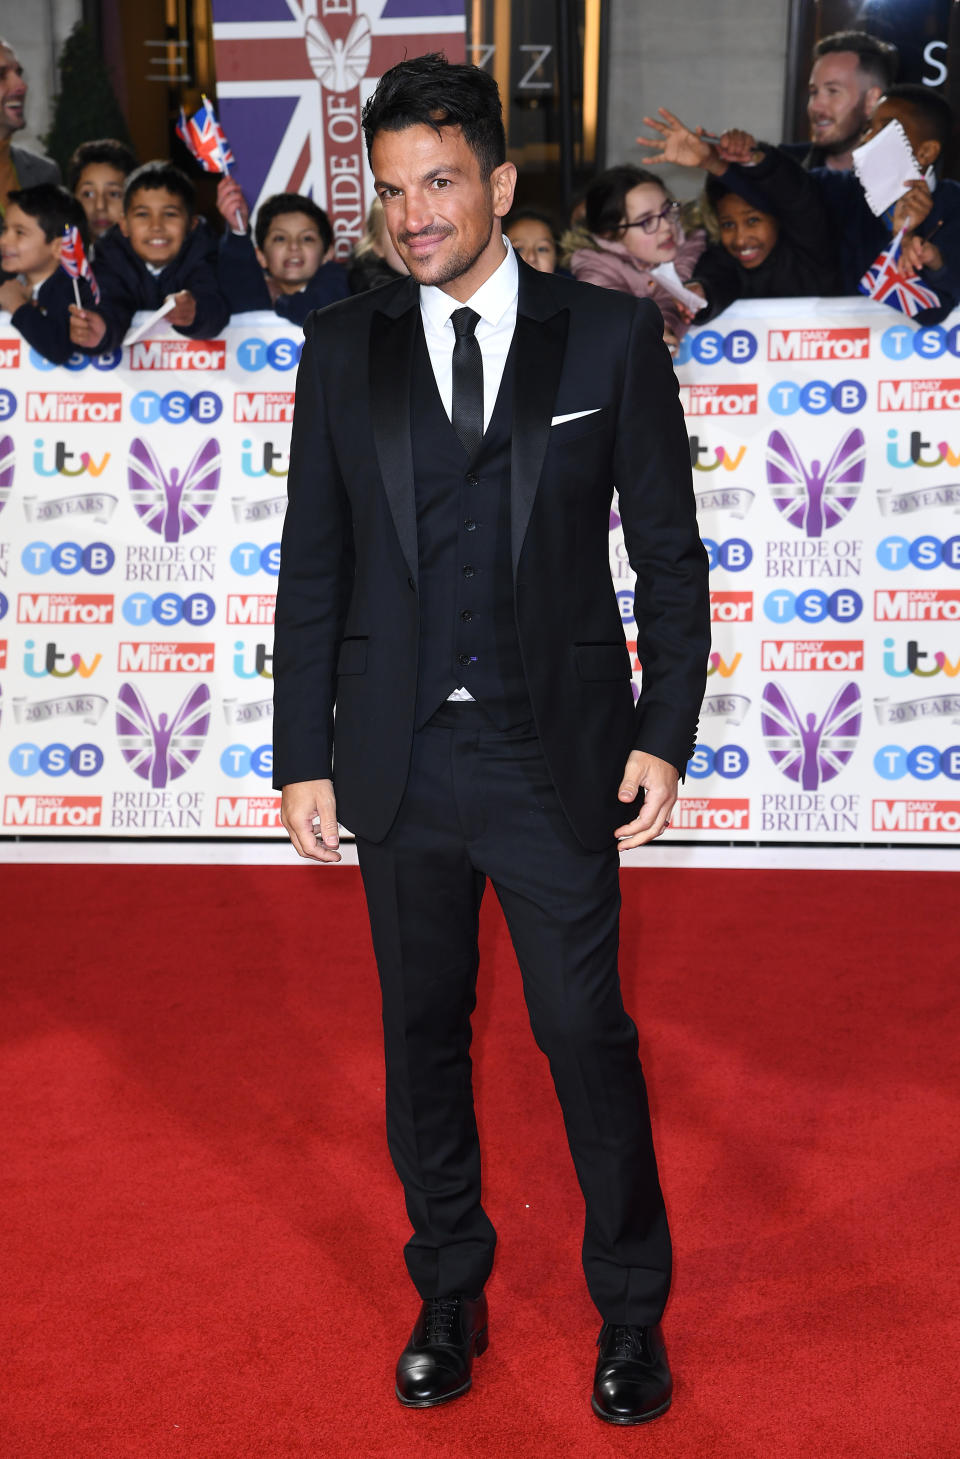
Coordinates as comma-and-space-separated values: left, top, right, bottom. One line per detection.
691, 144, 840, 321
217, 230, 349, 324
11, 268, 98, 365
92, 220, 230, 351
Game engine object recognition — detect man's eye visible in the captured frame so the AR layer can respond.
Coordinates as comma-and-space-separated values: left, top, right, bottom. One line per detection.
432, 178, 451, 189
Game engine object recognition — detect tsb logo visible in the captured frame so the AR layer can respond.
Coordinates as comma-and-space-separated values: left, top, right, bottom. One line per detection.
130, 390, 222, 424
876, 536, 960, 570
220, 743, 273, 777
768, 380, 866, 415
874, 745, 960, 780
676, 329, 757, 365
21, 542, 115, 576
9, 743, 104, 777
687, 744, 749, 778
703, 538, 752, 572
231, 542, 281, 576
236, 338, 303, 372
880, 323, 960, 359
763, 589, 863, 624
121, 592, 216, 626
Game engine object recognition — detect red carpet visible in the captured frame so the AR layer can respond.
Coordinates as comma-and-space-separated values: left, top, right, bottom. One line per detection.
2, 865, 957, 1458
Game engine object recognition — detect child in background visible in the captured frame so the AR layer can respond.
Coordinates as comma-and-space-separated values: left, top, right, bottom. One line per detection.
69, 160, 229, 353
348, 198, 408, 293
0, 183, 97, 363
812, 83, 960, 320
68, 138, 138, 245
566, 165, 705, 344
505, 207, 560, 273
216, 178, 349, 322
637, 109, 838, 320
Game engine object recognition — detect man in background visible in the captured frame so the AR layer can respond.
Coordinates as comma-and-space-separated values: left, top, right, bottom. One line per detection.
789, 29, 899, 172
0, 37, 60, 219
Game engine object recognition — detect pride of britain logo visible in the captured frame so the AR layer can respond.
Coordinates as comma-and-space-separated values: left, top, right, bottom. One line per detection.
766, 428, 864, 538
761, 681, 861, 791
128, 437, 220, 543
115, 682, 211, 789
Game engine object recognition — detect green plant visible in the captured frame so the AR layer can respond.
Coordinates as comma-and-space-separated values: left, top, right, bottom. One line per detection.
43, 22, 134, 174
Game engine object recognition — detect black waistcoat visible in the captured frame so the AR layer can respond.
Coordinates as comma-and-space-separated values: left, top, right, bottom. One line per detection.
411, 321, 531, 730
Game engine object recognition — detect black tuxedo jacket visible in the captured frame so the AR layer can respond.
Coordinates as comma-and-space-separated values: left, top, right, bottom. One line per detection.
272, 258, 710, 850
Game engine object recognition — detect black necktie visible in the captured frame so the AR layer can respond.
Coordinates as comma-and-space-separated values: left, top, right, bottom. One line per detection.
450, 306, 483, 458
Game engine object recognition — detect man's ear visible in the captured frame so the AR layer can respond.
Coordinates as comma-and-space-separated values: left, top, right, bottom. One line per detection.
254, 245, 268, 271
863, 86, 884, 122
491, 160, 518, 219
50, 235, 64, 262
119, 214, 130, 238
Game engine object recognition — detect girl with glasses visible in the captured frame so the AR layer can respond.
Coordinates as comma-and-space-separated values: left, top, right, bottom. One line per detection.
565, 164, 705, 348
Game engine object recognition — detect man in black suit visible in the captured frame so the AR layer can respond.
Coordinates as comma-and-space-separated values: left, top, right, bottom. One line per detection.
273, 54, 709, 1426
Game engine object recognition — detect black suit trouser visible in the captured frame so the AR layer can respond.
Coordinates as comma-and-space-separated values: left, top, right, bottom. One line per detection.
354, 701, 671, 1326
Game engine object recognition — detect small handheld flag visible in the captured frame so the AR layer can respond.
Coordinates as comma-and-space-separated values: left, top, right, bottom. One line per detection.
858, 227, 941, 317
176, 96, 235, 175
60, 226, 100, 306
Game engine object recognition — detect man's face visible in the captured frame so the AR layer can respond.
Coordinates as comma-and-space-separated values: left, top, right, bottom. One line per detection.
0, 46, 27, 139
371, 122, 516, 296
256, 210, 329, 292
807, 51, 878, 155
75, 163, 127, 240
121, 186, 192, 267
0, 203, 56, 280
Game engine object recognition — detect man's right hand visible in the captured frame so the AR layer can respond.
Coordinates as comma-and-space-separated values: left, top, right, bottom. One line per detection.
281, 778, 342, 863
68, 305, 107, 348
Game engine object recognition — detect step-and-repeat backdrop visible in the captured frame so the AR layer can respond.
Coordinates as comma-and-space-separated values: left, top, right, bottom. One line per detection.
0, 299, 958, 840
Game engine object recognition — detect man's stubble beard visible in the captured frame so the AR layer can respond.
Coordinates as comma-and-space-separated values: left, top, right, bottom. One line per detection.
402, 214, 495, 288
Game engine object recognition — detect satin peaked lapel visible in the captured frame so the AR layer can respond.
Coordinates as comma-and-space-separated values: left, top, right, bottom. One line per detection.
370, 300, 420, 586
510, 307, 569, 573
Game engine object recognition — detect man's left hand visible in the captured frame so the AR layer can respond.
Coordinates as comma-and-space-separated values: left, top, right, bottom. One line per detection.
892, 179, 934, 236
614, 750, 679, 849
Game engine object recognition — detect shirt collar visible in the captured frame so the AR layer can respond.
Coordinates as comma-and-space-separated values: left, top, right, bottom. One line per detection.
419, 237, 518, 333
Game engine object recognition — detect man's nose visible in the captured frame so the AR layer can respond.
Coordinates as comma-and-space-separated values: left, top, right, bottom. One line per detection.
403, 193, 434, 234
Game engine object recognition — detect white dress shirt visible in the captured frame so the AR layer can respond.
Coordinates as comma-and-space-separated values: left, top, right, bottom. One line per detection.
418, 238, 519, 433
418, 239, 519, 700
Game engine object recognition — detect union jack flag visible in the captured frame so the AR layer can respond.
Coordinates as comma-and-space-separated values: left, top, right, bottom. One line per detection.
858, 227, 941, 316
210, 0, 466, 258
60, 225, 100, 303
176, 95, 237, 174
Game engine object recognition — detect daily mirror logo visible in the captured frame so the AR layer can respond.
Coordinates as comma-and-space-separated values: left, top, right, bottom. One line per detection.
129, 339, 226, 370
872, 799, 960, 832
678, 384, 758, 417
233, 392, 295, 423
26, 393, 123, 423
671, 797, 750, 830
216, 795, 282, 829
879, 379, 960, 411
767, 327, 869, 362
3, 793, 102, 827
875, 589, 960, 621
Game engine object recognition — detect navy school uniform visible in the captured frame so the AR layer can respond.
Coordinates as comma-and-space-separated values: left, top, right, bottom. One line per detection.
91, 220, 230, 351
10, 268, 98, 365
218, 229, 349, 324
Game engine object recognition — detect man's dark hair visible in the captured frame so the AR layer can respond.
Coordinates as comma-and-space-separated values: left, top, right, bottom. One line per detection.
585, 165, 668, 238
6, 182, 90, 248
361, 52, 506, 178
67, 138, 139, 191
814, 30, 898, 92
254, 193, 333, 254
123, 161, 195, 216
882, 81, 954, 156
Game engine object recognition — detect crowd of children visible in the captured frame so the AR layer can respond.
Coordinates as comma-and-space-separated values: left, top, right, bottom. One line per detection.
1, 63, 958, 366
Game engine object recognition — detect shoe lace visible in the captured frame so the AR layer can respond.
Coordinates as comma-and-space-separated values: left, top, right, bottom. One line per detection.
424, 1298, 461, 1345
606, 1324, 647, 1360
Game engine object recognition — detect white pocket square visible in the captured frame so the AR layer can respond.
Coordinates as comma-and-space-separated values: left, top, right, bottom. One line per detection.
550, 408, 601, 426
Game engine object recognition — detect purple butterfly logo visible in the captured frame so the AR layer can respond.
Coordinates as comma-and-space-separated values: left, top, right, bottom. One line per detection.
0, 434, 13, 516
128, 437, 220, 543
761, 681, 861, 791
766, 428, 864, 538
116, 682, 211, 788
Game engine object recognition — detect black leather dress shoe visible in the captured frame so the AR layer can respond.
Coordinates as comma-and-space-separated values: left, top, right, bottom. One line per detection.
395, 1294, 488, 1408
591, 1321, 672, 1425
